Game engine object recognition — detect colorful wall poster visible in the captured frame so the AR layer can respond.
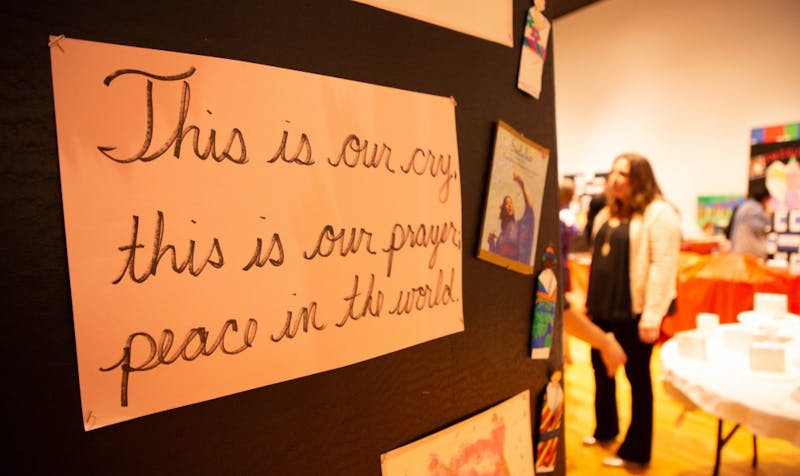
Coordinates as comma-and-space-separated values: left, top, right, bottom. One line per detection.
696, 195, 744, 236
750, 122, 800, 208
517, 0, 551, 99
764, 156, 800, 211
751, 121, 800, 146
49, 36, 464, 430
353, 0, 513, 47
381, 390, 534, 476
751, 122, 800, 264
478, 120, 550, 274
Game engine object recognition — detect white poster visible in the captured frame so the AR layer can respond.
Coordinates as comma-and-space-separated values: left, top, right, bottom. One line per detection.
50, 36, 464, 430
354, 0, 514, 47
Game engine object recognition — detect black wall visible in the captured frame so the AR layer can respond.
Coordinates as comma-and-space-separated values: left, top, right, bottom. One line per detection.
1, 1, 564, 474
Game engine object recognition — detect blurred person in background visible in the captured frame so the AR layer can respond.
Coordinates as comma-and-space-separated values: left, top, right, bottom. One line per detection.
728, 186, 773, 260
583, 153, 681, 469
560, 176, 626, 374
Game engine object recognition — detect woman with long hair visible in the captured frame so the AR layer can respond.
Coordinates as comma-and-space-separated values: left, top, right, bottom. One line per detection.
582, 153, 681, 468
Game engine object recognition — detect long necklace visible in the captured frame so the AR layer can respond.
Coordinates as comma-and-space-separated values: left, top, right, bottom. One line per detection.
600, 218, 621, 257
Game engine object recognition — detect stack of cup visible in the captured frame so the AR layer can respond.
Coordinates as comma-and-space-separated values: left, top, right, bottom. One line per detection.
696, 312, 719, 336
753, 292, 788, 320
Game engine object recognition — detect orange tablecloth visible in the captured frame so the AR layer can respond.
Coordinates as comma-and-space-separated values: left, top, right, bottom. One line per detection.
566, 252, 800, 338
680, 238, 722, 255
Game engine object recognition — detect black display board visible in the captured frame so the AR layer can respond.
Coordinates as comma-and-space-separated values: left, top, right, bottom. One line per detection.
1, 1, 563, 474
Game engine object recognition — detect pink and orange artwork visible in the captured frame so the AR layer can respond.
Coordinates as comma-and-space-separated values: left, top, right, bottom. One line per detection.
427, 416, 510, 475
381, 391, 534, 476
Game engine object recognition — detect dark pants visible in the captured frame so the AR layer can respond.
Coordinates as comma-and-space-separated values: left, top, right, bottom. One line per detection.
590, 316, 654, 464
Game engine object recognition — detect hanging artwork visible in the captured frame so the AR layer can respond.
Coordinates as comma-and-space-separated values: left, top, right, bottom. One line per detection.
517, 0, 551, 99
381, 390, 535, 476
530, 246, 557, 359
478, 120, 550, 274
750, 121, 800, 270
353, 0, 514, 47
535, 370, 563, 473
696, 195, 744, 236
49, 36, 464, 431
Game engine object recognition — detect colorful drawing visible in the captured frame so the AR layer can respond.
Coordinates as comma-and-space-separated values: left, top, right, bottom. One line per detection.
478, 121, 550, 275
517, 0, 551, 99
766, 157, 800, 209
381, 391, 534, 476
750, 122, 800, 208
531, 246, 557, 359
535, 371, 564, 473
427, 415, 510, 475
523, 9, 547, 59
696, 195, 744, 236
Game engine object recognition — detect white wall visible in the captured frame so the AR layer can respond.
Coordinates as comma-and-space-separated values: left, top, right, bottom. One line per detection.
552, 0, 800, 236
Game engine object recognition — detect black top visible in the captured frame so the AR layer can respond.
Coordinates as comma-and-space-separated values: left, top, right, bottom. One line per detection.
586, 221, 632, 320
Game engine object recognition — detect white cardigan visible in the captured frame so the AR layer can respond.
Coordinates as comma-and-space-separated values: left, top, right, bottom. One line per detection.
592, 199, 681, 330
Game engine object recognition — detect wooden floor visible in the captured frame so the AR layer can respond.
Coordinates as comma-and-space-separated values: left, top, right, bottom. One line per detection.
563, 336, 800, 475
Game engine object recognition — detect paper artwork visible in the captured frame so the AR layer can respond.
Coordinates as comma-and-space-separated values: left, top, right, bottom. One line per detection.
478, 120, 550, 275
354, 0, 513, 47
49, 36, 464, 430
381, 390, 535, 476
535, 372, 563, 473
517, 1, 551, 99
531, 246, 557, 359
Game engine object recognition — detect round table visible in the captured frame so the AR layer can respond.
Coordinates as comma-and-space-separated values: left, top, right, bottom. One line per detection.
661, 323, 800, 473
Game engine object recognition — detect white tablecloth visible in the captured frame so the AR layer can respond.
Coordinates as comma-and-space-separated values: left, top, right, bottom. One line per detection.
660, 324, 800, 447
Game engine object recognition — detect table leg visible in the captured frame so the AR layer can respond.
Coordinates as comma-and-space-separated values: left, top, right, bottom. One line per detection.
752, 435, 758, 468
713, 419, 742, 476
714, 420, 722, 476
